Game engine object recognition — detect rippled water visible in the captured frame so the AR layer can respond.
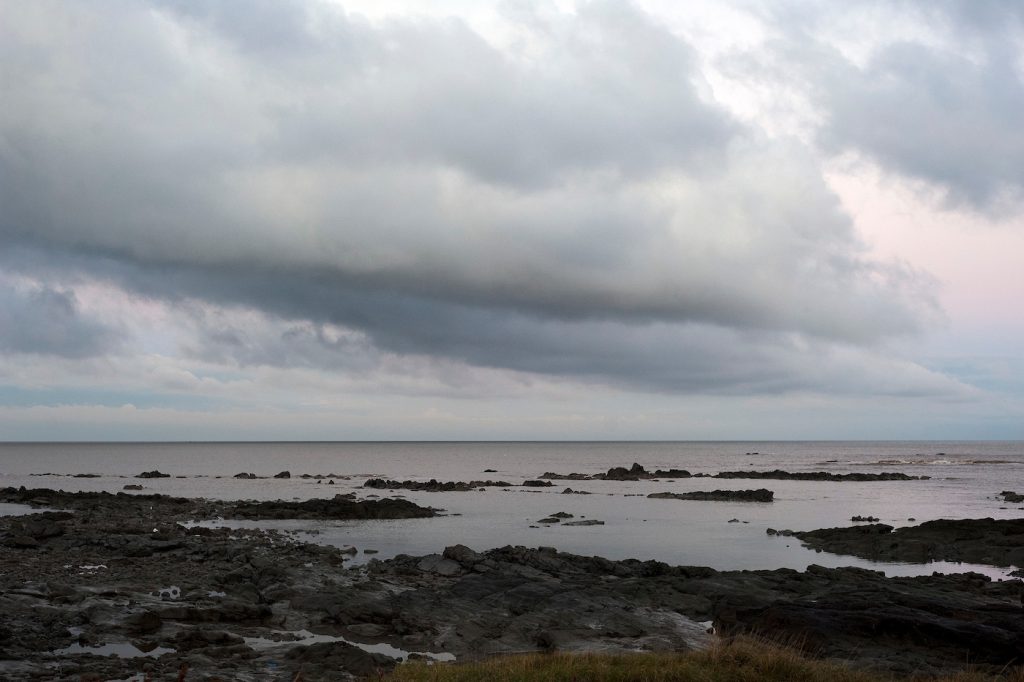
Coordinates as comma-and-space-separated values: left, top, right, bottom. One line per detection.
2, 441, 1022, 576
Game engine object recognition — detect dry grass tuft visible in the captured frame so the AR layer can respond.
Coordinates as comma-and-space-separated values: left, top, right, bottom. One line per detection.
383, 637, 1024, 682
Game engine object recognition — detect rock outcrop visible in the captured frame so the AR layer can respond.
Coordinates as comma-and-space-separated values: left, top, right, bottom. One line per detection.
648, 489, 774, 502
794, 518, 1024, 567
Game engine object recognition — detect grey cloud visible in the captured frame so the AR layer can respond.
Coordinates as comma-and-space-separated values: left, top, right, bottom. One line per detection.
764, 0, 1024, 211
2, 249, 960, 399
819, 41, 1024, 211
0, 1, 948, 397
183, 312, 381, 374
0, 285, 118, 358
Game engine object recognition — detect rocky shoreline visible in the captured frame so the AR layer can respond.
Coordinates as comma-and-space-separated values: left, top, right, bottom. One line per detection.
0, 487, 1021, 680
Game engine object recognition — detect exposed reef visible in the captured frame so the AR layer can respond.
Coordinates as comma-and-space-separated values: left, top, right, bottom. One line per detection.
363, 478, 511, 492
538, 464, 925, 482
648, 489, 774, 502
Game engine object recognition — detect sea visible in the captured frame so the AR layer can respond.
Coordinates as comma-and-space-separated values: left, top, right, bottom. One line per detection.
1, 441, 1021, 579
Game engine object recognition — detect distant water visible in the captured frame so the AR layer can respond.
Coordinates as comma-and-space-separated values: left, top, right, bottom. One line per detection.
2, 441, 1022, 577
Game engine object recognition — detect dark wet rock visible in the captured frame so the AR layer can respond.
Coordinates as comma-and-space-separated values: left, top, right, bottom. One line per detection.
226, 494, 436, 520
716, 567, 1024, 673
851, 515, 880, 522
274, 471, 291, 479
550, 512, 573, 518
710, 469, 926, 481
443, 544, 483, 568
652, 468, 693, 479
766, 528, 796, 536
285, 641, 398, 678
540, 471, 593, 480
483, 469, 497, 473
1000, 491, 1024, 503
233, 472, 258, 479
537, 517, 561, 524
561, 487, 591, 494
4, 535, 40, 549
73, 473, 101, 478
648, 489, 774, 503
795, 518, 1024, 567
137, 470, 170, 478
603, 463, 649, 480
126, 611, 163, 635
562, 519, 604, 526
522, 480, 554, 487
363, 478, 510, 492
123, 484, 145, 490
602, 463, 693, 481
417, 554, 463, 576
543, 464, 695, 481
172, 628, 245, 651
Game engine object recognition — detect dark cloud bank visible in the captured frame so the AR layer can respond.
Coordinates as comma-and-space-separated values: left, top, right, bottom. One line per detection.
2, 0, 1014, 399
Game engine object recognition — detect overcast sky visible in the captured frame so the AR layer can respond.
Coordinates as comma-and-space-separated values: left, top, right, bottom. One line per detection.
1, 0, 1022, 440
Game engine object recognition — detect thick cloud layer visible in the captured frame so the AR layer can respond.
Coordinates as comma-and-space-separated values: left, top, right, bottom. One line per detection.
3, 0, 1009, 419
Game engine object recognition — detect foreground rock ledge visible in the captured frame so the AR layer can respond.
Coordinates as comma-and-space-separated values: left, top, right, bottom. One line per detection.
0, 490, 1021, 680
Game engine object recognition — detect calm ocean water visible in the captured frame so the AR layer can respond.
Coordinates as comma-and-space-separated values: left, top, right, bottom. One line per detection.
2, 441, 1022, 577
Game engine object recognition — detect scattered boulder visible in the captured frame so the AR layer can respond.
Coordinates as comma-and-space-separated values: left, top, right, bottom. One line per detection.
999, 491, 1023, 503
123, 484, 145, 491
563, 519, 604, 526
136, 470, 170, 478
274, 471, 291, 479
522, 480, 554, 487
234, 472, 258, 479
851, 515, 880, 522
